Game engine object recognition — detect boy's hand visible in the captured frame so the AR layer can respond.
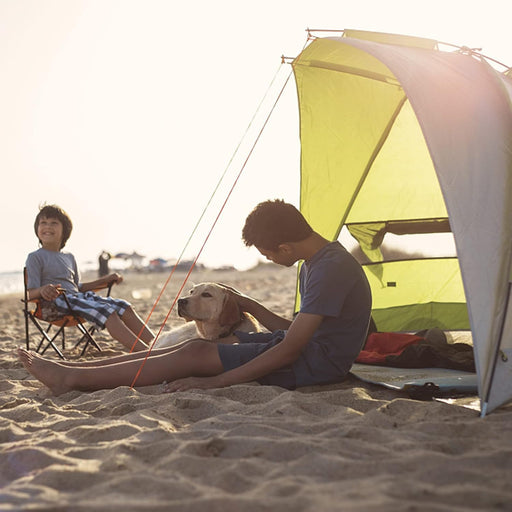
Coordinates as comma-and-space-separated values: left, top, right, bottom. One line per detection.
108, 273, 123, 285
40, 284, 61, 301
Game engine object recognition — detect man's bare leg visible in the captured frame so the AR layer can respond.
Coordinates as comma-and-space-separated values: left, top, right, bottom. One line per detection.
58, 340, 198, 368
17, 339, 224, 395
60, 334, 238, 368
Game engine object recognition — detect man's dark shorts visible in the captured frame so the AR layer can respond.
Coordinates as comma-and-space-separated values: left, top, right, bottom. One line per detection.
217, 331, 297, 389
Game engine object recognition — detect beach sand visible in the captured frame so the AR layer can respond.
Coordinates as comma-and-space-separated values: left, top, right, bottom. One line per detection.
1, 265, 512, 511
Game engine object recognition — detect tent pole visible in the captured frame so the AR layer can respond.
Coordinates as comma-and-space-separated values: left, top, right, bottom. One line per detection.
480, 280, 512, 417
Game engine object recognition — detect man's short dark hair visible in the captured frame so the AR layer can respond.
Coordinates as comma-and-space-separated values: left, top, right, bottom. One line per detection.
34, 204, 73, 249
242, 199, 313, 250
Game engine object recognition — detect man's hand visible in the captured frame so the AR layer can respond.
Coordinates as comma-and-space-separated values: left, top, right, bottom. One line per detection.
162, 375, 225, 393
217, 283, 245, 297
217, 283, 254, 311
218, 283, 292, 332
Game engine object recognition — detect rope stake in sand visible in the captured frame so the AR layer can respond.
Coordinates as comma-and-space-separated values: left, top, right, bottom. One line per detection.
129, 62, 296, 388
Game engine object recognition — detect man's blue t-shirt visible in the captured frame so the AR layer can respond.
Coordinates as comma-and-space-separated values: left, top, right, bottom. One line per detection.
293, 241, 372, 386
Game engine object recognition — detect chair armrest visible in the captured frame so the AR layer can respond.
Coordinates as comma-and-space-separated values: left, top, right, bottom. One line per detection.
89, 281, 114, 296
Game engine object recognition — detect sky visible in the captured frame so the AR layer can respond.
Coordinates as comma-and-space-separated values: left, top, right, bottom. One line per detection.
2, 0, 510, 274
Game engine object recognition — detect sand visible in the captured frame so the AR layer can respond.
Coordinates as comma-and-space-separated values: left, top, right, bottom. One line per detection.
2, 265, 512, 511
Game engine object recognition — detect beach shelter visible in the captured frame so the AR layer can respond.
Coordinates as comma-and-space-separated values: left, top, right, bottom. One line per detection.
291, 30, 512, 415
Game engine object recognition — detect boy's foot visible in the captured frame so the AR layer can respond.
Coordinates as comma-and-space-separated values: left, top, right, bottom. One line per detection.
17, 347, 73, 396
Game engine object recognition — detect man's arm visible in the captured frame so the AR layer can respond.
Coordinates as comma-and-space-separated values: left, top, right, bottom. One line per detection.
165, 312, 323, 392
241, 299, 293, 331
221, 285, 292, 332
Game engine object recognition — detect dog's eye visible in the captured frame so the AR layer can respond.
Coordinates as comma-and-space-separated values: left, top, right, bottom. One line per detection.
201, 292, 212, 298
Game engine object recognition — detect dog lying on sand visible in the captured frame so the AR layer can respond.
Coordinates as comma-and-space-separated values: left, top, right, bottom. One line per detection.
154, 282, 260, 348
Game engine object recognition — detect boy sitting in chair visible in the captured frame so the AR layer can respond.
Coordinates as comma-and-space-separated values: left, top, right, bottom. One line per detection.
25, 204, 153, 352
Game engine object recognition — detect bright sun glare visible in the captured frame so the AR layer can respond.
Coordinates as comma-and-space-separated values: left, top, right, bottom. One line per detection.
2, 0, 509, 276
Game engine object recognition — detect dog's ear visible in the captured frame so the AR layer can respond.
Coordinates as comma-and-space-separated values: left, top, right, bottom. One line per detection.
219, 294, 240, 326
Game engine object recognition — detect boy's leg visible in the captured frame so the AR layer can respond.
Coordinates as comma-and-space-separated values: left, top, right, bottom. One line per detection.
56, 294, 151, 351
18, 339, 224, 395
120, 306, 155, 345
105, 312, 149, 352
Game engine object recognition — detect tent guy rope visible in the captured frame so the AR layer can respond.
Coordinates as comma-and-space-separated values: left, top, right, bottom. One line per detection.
129, 61, 296, 388
127, 61, 288, 357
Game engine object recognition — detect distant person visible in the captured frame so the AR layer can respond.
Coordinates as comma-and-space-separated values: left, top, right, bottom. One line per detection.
18, 199, 372, 395
25, 204, 153, 352
98, 251, 111, 278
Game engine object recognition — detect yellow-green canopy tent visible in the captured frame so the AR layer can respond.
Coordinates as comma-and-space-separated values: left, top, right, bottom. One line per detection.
291, 30, 512, 415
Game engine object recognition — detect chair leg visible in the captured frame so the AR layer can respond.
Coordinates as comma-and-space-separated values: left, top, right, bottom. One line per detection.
35, 325, 52, 352
24, 309, 30, 351
74, 323, 102, 357
27, 314, 65, 359
39, 326, 66, 358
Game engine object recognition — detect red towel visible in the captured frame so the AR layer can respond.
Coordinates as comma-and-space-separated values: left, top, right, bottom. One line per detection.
356, 332, 424, 364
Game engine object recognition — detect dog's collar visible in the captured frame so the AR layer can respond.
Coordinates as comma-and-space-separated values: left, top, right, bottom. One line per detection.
218, 316, 244, 338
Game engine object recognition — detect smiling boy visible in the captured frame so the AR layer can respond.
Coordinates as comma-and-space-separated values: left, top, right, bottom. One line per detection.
26, 204, 153, 351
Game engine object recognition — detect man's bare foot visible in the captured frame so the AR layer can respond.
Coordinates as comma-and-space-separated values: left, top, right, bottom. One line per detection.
17, 347, 74, 396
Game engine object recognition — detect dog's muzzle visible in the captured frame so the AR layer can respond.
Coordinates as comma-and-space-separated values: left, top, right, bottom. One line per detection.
177, 298, 188, 317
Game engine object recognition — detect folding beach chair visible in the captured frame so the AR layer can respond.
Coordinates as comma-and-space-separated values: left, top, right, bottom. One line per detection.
22, 268, 113, 358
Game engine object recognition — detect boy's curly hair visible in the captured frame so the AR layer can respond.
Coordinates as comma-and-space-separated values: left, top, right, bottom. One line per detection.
242, 199, 313, 250
34, 204, 73, 249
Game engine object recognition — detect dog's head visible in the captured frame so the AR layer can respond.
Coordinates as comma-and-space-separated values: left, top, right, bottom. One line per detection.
177, 282, 241, 328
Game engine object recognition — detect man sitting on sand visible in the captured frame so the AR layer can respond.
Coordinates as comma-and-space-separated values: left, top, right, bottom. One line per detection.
18, 199, 372, 395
